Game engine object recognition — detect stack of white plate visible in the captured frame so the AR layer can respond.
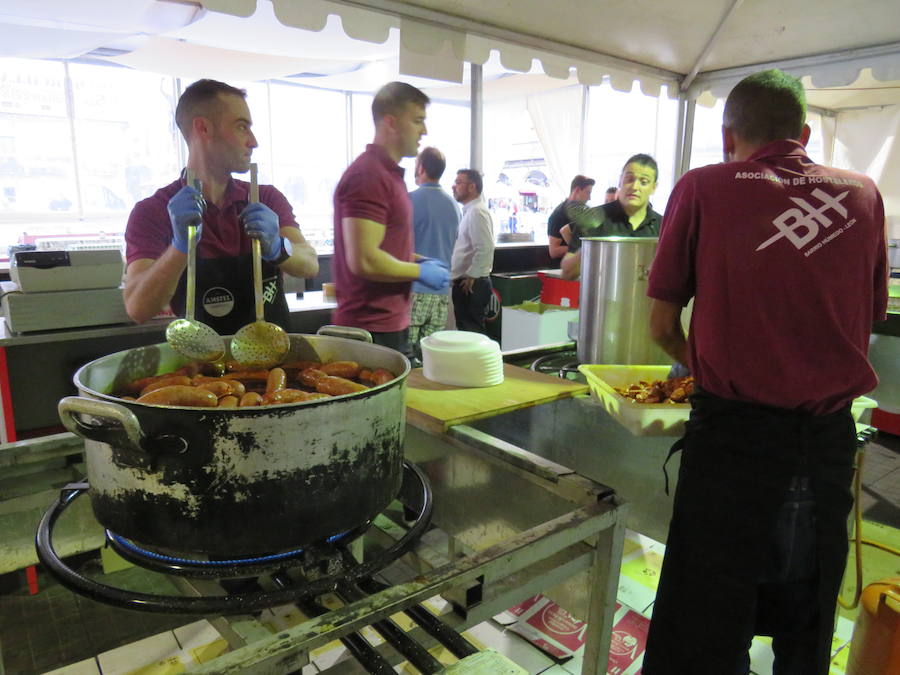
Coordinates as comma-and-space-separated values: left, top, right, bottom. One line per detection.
420, 331, 504, 387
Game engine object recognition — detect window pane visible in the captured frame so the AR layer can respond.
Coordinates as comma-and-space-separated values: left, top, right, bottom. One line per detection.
70, 63, 180, 224
483, 96, 558, 241
688, 100, 725, 171
350, 92, 374, 161
270, 84, 347, 253
804, 111, 825, 164
0, 59, 77, 254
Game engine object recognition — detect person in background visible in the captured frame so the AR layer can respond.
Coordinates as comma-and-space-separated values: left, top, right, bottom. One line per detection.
124, 79, 318, 332
408, 146, 461, 354
332, 82, 450, 355
559, 154, 661, 280
546, 174, 595, 260
603, 185, 618, 203
450, 169, 495, 334
644, 69, 888, 674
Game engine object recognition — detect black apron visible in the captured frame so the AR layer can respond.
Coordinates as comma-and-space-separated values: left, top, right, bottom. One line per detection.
171, 252, 290, 336
643, 389, 856, 675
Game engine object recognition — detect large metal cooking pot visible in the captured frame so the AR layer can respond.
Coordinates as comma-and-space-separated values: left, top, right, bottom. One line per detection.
58, 330, 409, 556
577, 236, 669, 365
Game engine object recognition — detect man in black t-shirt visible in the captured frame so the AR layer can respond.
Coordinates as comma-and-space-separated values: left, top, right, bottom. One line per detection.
560, 154, 662, 280
546, 175, 595, 261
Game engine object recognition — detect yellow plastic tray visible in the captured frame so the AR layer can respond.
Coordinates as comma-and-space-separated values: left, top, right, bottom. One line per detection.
578, 364, 687, 436
578, 364, 878, 437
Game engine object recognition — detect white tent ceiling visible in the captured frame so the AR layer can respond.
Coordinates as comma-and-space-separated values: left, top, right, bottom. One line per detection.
1, 0, 898, 110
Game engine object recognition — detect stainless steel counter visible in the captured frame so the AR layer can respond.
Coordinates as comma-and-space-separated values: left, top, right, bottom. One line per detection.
5, 421, 626, 674
467, 394, 678, 543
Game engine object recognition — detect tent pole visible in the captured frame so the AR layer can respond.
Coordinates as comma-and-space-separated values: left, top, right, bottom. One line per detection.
470, 62, 483, 171
673, 94, 697, 181
579, 84, 589, 173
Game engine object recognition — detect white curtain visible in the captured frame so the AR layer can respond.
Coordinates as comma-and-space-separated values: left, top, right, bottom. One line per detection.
526, 86, 585, 196
832, 104, 900, 216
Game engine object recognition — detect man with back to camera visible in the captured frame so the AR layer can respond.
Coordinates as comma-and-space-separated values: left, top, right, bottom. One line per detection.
408, 146, 461, 354
450, 169, 495, 334
332, 82, 450, 355
643, 69, 888, 674
559, 154, 661, 280
546, 174, 595, 261
124, 79, 319, 332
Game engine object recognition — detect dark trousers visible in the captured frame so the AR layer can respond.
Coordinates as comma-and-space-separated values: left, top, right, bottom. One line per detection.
369, 329, 413, 359
643, 390, 856, 675
451, 277, 492, 334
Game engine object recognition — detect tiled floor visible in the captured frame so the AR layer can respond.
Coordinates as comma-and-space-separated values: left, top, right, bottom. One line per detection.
1, 431, 898, 674
0, 560, 195, 674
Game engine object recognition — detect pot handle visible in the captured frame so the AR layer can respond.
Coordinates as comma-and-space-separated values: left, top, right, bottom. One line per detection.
317, 325, 373, 343
58, 396, 146, 455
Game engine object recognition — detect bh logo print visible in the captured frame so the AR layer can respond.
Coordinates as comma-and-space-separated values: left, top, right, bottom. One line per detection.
756, 188, 848, 252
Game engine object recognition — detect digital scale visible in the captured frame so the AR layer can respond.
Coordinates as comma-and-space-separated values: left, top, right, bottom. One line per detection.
3, 248, 129, 332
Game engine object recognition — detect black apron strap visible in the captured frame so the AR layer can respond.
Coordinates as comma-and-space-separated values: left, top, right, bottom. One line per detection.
662, 436, 685, 496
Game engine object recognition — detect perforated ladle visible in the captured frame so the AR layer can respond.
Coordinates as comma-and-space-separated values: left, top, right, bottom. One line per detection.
230, 163, 290, 369
165, 170, 226, 363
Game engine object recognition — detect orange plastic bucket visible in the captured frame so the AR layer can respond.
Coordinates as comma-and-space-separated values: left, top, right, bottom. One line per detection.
846, 577, 900, 675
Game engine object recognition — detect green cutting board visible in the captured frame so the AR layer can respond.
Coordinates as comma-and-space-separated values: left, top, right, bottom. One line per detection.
405, 363, 588, 434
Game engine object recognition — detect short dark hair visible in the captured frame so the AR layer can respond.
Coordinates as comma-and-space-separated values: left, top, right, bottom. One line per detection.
418, 147, 446, 180
457, 169, 483, 195
175, 79, 247, 140
605, 186, 617, 195
372, 82, 430, 123
724, 69, 807, 145
570, 175, 595, 192
622, 153, 658, 182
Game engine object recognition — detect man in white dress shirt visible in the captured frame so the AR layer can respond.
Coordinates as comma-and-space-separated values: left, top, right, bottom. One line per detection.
450, 169, 495, 334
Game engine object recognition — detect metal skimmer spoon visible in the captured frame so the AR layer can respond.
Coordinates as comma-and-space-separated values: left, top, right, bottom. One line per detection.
165, 170, 226, 363
230, 163, 290, 369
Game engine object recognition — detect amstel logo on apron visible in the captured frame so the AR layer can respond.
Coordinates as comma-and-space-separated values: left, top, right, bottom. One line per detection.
202, 286, 235, 317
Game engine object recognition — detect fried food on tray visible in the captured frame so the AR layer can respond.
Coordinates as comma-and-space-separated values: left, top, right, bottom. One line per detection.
114, 359, 397, 408
615, 376, 694, 404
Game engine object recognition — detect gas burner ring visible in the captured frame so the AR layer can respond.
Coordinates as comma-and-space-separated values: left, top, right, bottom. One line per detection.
34, 461, 433, 614
103, 522, 367, 579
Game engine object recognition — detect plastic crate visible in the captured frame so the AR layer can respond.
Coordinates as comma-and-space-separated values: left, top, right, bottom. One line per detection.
579, 364, 879, 436
538, 272, 579, 308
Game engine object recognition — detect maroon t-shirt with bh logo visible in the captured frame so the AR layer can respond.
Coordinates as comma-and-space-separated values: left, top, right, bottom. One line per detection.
648, 140, 888, 414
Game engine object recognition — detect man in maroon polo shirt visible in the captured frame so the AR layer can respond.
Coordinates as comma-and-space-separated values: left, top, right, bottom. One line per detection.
124, 79, 319, 334
644, 70, 888, 674
332, 82, 450, 355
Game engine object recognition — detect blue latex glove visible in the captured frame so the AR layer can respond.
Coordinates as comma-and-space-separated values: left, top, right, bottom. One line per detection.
668, 362, 691, 379
241, 202, 282, 261
167, 185, 205, 254
417, 259, 450, 292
